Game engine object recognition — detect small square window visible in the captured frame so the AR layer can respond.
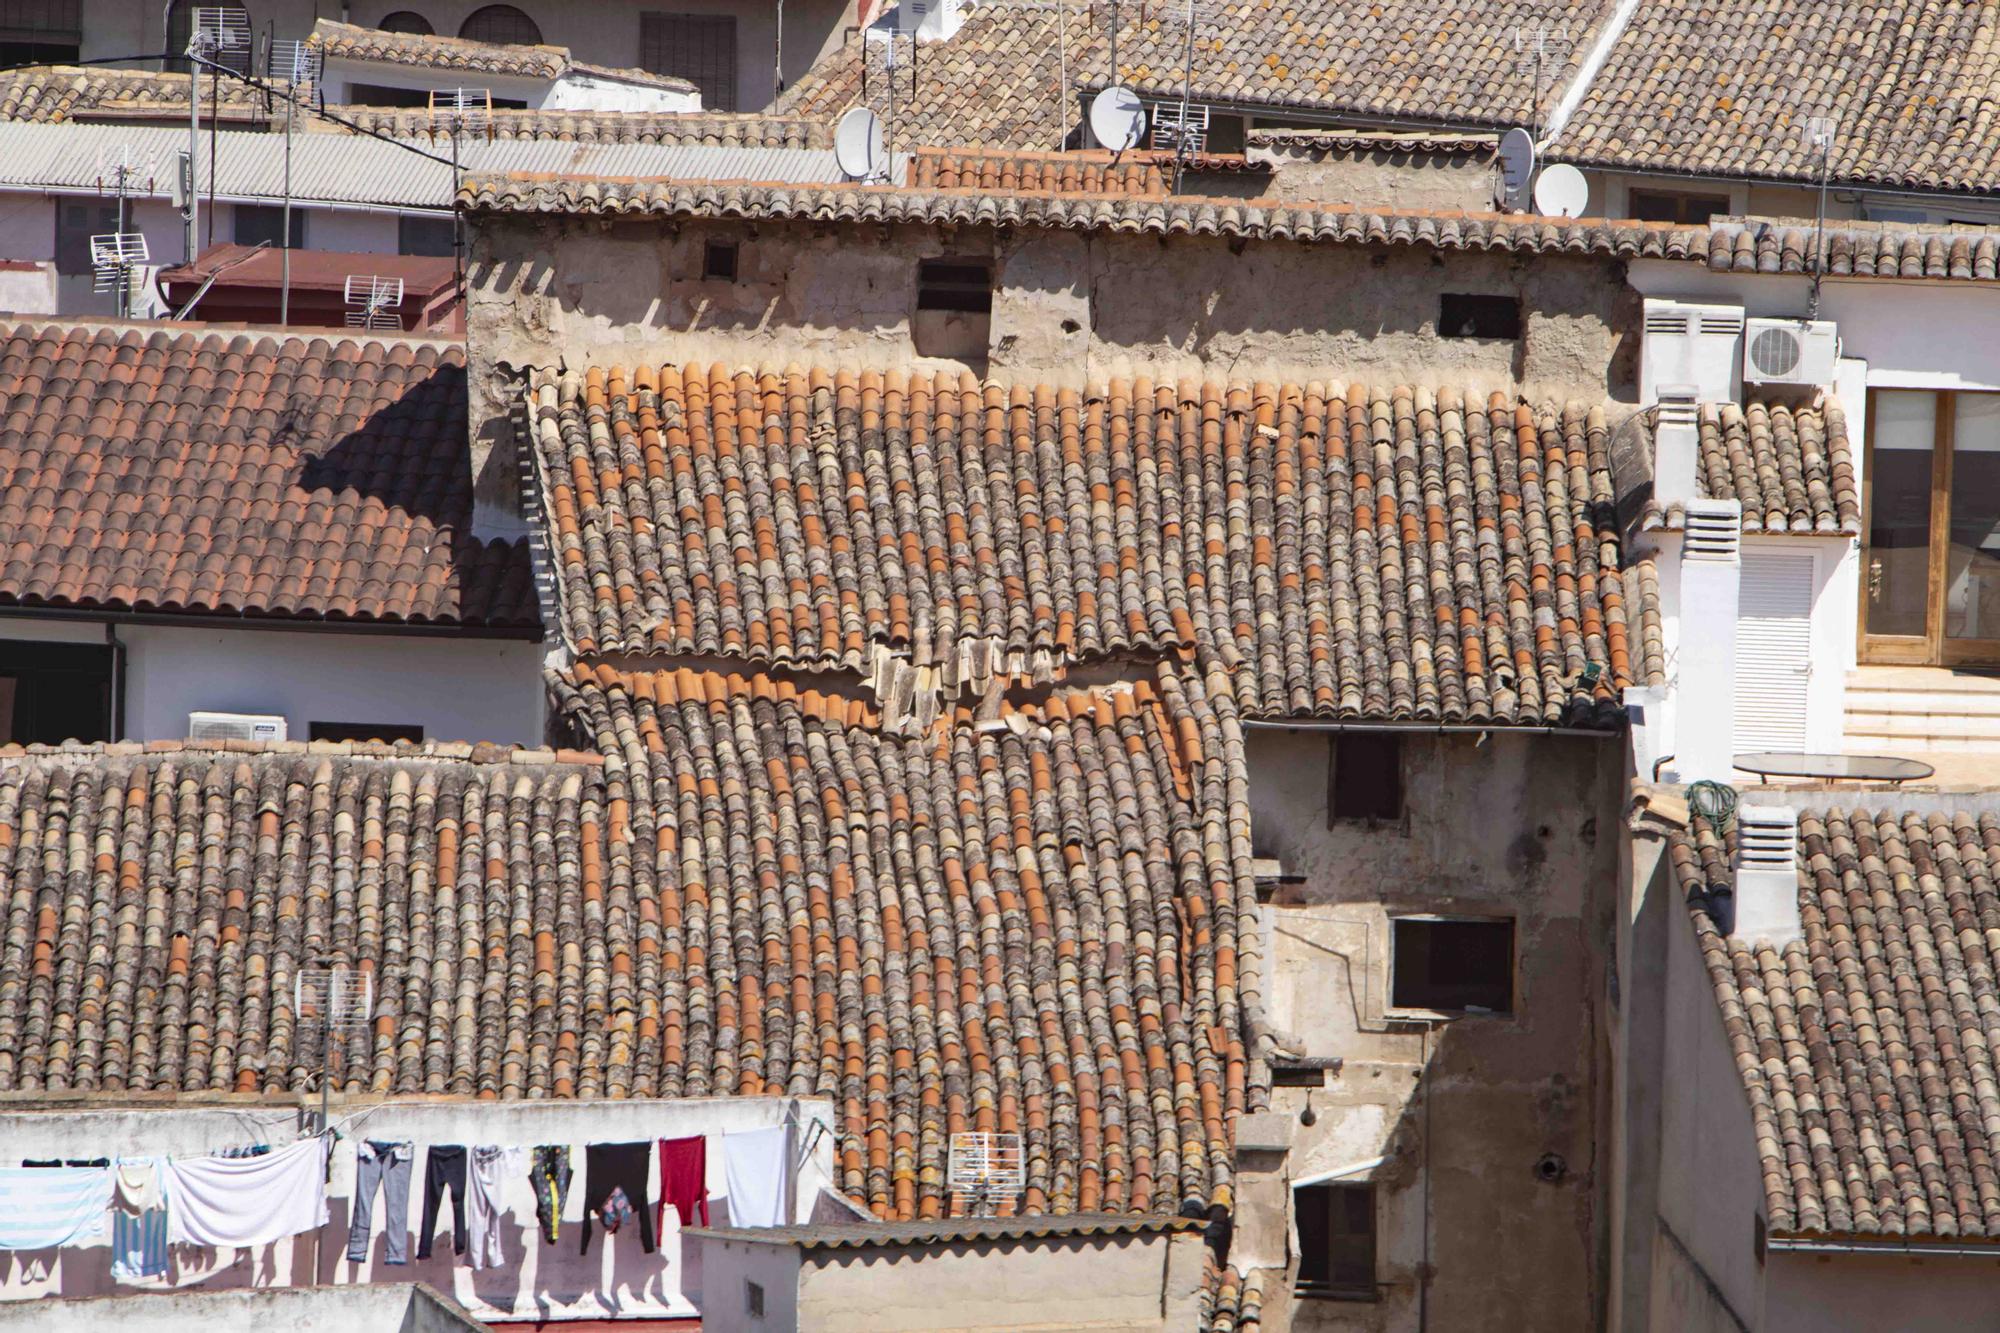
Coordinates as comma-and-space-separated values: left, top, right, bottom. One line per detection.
914, 257, 994, 360
704, 240, 740, 281
1391, 917, 1513, 1014
1296, 1182, 1375, 1300
1330, 733, 1401, 822
1438, 293, 1520, 340
745, 1280, 765, 1317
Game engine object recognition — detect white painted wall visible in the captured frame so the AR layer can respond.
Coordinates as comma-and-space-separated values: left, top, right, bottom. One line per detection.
0, 616, 546, 746
0, 1096, 838, 1323
0, 1282, 478, 1333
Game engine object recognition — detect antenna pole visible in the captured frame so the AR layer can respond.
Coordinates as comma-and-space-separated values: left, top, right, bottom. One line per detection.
1054, 0, 1069, 150
281, 52, 294, 324
1809, 127, 1832, 320
186, 41, 199, 263
1171, 0, 1195, 192
114, 160, 130, 319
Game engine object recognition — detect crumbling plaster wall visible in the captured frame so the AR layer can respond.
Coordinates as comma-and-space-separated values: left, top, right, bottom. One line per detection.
1248, 148, 1500, 213
1241, 727, 1621, 1333
466, 214, 1638, 509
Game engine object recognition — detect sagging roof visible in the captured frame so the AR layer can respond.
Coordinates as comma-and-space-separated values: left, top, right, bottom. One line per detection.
689, 1212, 1203, 1249
459, 172, 1700, 258
1706, 216, 2000, 284
1637, 396, 1860, 537
1673, 807, 2000, 1241
0, 121, 847, 212
0, 320, 534, 629
308, 18, 694, 93
527, 363, 1646, 727
774, 1, 1624, 149
1553, 0, 2000, 195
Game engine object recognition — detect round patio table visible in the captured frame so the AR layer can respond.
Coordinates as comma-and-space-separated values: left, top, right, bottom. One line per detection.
1732, 752, 1935, 784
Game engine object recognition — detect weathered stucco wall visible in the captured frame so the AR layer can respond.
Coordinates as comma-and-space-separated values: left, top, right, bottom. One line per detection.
3, 1283, 480, 1332
465, 213, 1638, 497
1247, 148, 1499, 212
1241, 727, 1621, 1333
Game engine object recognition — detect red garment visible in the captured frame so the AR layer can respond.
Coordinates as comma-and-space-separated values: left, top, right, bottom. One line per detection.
657, 1135, 709, 1231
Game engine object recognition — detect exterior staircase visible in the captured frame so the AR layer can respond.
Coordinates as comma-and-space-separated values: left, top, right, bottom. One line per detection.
1845, 666, 2000, 757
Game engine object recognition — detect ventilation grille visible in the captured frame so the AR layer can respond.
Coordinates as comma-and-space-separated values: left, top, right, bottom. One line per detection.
1748, 324, 1803, 378
1682, 498, 1742, 561
1699, 313, 1745, 335
1734, 805, 1799, 871
1642, 310, 1690, 336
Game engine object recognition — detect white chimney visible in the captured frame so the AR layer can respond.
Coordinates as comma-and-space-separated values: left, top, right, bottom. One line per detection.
1654, 387, 1700, 509
1674, 498, 1741, 781
895, 0, 963, 41
1730, 804, 1801, 945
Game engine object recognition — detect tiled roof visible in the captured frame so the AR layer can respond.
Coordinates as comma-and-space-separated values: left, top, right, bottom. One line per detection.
553, 660, 1256, 1218
1204, 1263, 1266, 1332
329, 107, 826, 148
309, 19, 695, 92
1673, 807, 2000, 1240
460, 173, 1702, 259
1706, 217, 2000, 283
1639, 397, 1860, 536
0, 321, 535, 629
908, 146, 1168, 196
689, 1212, 1203, 1248
528, 363, 1641, 727
775, 2, 1623, 148
1555, 0, 2000, 194
1247, 128, 1496, 156
0, 66, 266, 124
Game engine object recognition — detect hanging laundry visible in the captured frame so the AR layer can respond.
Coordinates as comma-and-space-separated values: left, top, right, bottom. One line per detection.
347, 1140, 414, 1267
417, 1144, 468, 1260
161, 1137, 327, 1249
114, 1159, 166, 1215
0, 1164, 113, 1249
578, 1141, 655, 1255
656, 1134, 709, 1231
215, 1145, 272, 1160
530, 1145, 571, 1246
722, 1125, 791, 1228
111, 1160, 170, 1282
465, 1145, 522, 1271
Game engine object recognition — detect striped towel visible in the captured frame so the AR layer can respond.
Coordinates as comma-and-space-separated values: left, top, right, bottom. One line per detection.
0, 1166, 113, 1250
112, 1158, 170, 1281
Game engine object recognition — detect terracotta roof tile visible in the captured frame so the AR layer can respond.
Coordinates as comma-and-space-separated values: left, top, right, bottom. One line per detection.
0, 66, 266, 124
0, 320, 536, 628
1706, 217, 2000, 283
328, 107, 827, 148
528, 363, 1641, 726
1639, 395, 1860, 536
1556, 0, 2000, 193
1674, 807, 2000, 1241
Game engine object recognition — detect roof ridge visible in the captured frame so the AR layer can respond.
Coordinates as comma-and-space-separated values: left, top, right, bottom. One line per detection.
0, 738, 601, 766
0, 313, 464, 350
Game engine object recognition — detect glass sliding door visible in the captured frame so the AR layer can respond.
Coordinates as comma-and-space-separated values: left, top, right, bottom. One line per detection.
1862, 389, 1941, 660
1861, 387, 2000, 665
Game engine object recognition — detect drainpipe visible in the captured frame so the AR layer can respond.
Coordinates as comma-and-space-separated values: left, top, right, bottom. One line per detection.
105, 621, 125, 741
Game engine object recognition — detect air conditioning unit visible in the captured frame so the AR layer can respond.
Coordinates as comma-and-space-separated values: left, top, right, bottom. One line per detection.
1641, 299, 1743, 405
189, 711, 287, 743
1742, 318, 1839, 387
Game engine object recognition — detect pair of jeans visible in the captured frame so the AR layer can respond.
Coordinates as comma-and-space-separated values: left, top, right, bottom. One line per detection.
417, 1144, 468, 1259
532, 1145, 571, 1245
347, 1139, 414, 1265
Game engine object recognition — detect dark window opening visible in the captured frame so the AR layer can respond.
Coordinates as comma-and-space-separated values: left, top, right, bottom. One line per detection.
1330, 732, 1401, 822
55, 199, 122, 275
0, 38, 79, 66
641, 12, 738, 111
1296, 1182, 1375, 1300
1272, 1063, 1327, 1088
917, 259, 993, 313
1627, 188, 1729, 226
348, 81, 524, 108
1392, 917, 1514, 1013
233, 203, 305, 249
703, 239, 739, 281
1202, 113, 1246, 154
308, 721, 425, 744
0, 640, 113, 745
458, 3, 541, 45
1438, 292, 1521, 340
376, 9, 433, 33
399, 214, 456, 257
745, 1280, 765, 1317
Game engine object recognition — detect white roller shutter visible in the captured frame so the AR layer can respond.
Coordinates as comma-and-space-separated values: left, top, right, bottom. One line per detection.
1734, 551, 1815, 751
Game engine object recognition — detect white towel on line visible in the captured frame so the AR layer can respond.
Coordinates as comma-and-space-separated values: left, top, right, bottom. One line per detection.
162, 1137, 328, 1248
722, 1125, 791, 1228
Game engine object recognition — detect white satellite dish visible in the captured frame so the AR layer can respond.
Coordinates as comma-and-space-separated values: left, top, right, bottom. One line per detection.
1533, 162, 1588, 218
834, 106, 886, 181
1089, 86, 1146, 153
1498, 127, 1536, 210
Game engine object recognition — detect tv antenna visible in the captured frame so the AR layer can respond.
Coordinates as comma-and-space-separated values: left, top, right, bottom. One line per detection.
947, 1132, 1025, 1217
90, 233, 150, 317
295, 961, 374, 1134
267, 36, 322, 325
1089, 85, 1145, 153
834, 105, 887, 182
1513, 22, 1570, 136
183, 8, 252, 263
344, 275, 406, 330
429, 89, 493, 288
1806, 116, 1837, 318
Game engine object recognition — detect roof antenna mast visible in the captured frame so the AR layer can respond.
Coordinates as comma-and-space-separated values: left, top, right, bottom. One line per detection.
1806, 116, 1836, 320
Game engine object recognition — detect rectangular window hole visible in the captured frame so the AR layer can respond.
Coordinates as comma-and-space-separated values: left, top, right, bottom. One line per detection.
1391, 917, 1514, 1014
1330, 732, 1402, 822
1438, 292, 1521, 340
704, 240, 740, 281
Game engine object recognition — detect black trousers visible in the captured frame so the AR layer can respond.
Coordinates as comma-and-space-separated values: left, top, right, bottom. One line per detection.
417, 1144, 468, 1259
579, 1140, 656, 1255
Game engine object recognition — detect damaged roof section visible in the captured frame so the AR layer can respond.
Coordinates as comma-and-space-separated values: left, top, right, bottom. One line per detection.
1673, 807, 2000, 1241
0, 320, 535, 629
528, 363, 1646, 727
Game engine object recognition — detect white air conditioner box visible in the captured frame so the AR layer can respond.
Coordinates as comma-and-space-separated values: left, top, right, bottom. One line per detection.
1742, 318, 1839, 387
189, 711, 287, 743
1641, 299, 1743, 405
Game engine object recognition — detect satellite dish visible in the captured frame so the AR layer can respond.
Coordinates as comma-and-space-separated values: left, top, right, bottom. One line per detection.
1533, 162, 1588, 218
1498, 127, 1536, 210
834, 106, 886, 181
1090, 86, 1146, 153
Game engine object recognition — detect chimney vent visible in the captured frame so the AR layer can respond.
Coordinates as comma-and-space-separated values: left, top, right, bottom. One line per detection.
1673, 498, 1741, 780
1728, 804, 1801, 945
1654, 387, 1700, 509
